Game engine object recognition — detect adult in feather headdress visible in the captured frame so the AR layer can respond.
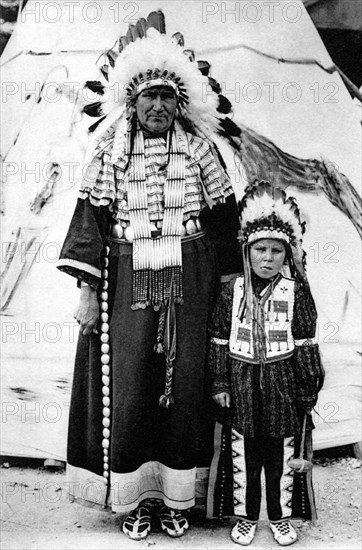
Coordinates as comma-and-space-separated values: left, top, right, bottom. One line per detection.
57, 11, 242, 540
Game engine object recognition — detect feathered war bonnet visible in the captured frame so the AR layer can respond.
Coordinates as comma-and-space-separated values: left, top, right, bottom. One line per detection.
238, 181, 307, 321
82, 10, 232, 149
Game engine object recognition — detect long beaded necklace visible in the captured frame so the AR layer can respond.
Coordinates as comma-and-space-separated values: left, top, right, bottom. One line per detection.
127, 125, 186, 309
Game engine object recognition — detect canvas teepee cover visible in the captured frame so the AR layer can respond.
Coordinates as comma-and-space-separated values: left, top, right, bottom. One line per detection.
1, 0, 361, 460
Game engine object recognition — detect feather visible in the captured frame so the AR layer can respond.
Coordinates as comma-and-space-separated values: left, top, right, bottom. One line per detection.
90, 104, 126, 143
106, 50, 118, 68
197, 60, 210, 76
100, 65, 109, 81
171, 32, 184, 47
119, 35, 129, 51
217, 95, 232, 114
219, 117, 320, 191
83, 102, 104, 117
136, 18, 148, 39
126, 26, 134, 44
320, 158, 362, 238
96, 52, 109, 70
101, 26, 221, 137
128, 24, 141, 42
220, 117, 241, 137
207, 77, 221, 94
88, 116, 107, 134
222, 118, 362, 238
147, 10, 166, 34
85, 81, 105, 96
183, 49, 195, 62
239, 180, 305, 246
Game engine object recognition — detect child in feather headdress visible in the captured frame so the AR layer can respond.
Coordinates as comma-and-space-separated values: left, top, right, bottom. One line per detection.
207, 181, 324, 546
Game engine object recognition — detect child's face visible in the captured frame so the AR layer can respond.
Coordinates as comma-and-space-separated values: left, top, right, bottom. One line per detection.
249, 239, 286, 279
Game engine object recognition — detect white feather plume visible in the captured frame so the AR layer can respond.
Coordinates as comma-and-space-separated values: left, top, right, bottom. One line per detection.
93, 28, 221, 141
240, 183, 304, 244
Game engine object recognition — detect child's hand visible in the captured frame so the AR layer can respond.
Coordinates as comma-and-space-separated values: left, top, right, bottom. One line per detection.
213, 392, 231, 408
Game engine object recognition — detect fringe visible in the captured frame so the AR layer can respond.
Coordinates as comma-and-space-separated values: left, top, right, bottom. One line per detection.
132, 266, 183, 309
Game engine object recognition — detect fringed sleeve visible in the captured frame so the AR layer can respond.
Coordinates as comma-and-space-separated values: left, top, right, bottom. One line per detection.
292, 279, 325, 410
208, 279, 234, 395
57, 198, 111, 288
80, 147, 117, 207
196, 139, 234, 201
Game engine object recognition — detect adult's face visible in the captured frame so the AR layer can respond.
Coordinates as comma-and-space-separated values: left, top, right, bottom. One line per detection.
135, 86, 178, 135
249, 238, 286, 279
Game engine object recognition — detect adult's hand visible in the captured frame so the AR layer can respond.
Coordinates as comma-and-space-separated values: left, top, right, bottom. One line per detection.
213, 392, 231, 408
74, 286, 99, 336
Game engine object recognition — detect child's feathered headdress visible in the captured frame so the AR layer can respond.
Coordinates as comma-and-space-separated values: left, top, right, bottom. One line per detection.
239, 181, 306, 279
239, 181, 305, 247
238, 181, 307, 324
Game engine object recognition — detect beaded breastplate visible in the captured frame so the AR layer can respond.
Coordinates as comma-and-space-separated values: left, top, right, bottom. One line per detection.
229, 275, 295, 363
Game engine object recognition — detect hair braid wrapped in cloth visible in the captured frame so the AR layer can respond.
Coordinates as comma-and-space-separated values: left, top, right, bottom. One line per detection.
158, 276, 177, 408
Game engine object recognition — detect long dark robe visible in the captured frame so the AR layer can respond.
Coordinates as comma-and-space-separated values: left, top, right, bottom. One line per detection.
58, 196, 241, 513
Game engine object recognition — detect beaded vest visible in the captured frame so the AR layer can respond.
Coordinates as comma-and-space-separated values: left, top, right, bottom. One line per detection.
229, 275, 295, 363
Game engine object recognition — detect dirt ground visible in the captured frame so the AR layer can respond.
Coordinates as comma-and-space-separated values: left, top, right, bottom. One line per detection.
1, 450, 361, 550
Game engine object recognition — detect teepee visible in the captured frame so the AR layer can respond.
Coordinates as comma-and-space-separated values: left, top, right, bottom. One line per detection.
1, 0, 361, 459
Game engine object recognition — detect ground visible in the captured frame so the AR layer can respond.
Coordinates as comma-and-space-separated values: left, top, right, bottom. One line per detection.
1, 450, 361, 550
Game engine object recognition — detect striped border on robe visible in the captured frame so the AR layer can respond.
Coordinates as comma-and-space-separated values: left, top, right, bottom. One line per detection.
66, 462, 200, 514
